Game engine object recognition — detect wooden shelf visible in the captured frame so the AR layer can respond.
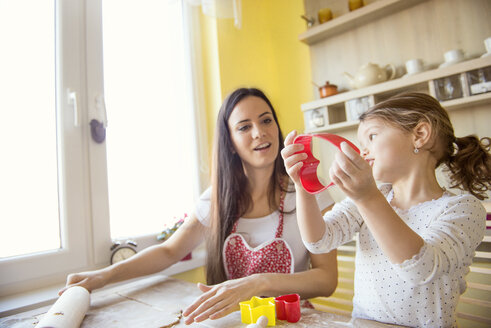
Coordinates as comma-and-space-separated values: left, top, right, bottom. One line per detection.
299, 0, 427, 45
302, 56, 491, 112
302, 56, 491, 133
442, 92, 491, 111
306, 120, 360, 134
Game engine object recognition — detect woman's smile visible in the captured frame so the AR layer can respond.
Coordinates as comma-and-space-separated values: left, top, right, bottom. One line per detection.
253, 142, 272, 152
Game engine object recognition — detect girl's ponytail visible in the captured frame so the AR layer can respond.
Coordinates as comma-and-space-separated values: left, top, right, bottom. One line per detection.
445, 136, 491, 200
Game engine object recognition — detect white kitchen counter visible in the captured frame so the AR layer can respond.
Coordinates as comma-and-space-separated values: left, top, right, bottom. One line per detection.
1, 273, 406, 328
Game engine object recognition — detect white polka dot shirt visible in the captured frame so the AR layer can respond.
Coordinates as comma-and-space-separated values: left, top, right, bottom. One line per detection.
303, 184, 486, 328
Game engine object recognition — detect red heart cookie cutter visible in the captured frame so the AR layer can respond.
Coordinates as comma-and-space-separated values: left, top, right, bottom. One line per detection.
275, 293, 300, 323
293, 133, 360, 194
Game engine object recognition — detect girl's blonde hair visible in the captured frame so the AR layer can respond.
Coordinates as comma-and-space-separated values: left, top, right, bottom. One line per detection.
359, 92, 491, 200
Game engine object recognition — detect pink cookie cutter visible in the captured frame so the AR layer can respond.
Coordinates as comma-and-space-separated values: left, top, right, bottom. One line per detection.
293, 133, 360, 194
274, 293, 300, 323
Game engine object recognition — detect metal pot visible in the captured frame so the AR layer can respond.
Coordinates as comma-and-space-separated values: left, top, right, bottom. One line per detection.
319, 81, 338, 98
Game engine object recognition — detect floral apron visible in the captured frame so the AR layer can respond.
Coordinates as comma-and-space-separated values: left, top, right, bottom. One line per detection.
223, 193, 294, 279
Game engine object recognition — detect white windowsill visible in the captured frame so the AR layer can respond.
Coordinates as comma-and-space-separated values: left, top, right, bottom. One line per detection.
0, 247, 206, 317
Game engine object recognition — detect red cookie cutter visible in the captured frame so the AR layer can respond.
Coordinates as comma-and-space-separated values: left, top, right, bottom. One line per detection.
293, 133, 360, 194
274, 293, 300, 323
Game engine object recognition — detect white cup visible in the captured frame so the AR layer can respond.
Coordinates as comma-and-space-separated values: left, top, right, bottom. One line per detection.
444, 49, 464, 63
485, 37, 491, 54
405, 59, 424, 75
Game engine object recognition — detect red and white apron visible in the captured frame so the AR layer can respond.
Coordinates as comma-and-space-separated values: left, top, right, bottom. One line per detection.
223, 193, 294, 279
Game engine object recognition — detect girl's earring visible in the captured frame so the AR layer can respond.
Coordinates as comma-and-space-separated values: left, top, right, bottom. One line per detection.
413, 147, 419, 154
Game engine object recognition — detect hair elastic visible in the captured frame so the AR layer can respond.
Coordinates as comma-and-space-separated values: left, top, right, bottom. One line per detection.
451, 142, 459, 156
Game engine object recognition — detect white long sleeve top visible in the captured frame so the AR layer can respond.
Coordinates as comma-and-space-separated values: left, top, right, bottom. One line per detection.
303, 184, 486, 328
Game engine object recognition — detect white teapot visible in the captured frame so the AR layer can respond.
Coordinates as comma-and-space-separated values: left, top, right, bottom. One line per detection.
344, 63, 396, 89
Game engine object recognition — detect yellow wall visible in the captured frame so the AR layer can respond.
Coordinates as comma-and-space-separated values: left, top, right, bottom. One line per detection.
200, 0, 312, 151
199, 13, 222, 155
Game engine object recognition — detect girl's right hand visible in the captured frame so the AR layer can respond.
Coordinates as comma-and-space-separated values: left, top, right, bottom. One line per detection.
58, 269, 110, 295
281, 130, 307, 187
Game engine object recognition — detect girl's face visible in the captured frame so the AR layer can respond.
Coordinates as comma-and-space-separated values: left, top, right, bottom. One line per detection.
227, 96, 279, 171
357, 118, 415, 183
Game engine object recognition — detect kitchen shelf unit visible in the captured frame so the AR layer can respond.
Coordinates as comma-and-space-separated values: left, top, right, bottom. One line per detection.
299, 0, 427, 45
301, 56, 491, 133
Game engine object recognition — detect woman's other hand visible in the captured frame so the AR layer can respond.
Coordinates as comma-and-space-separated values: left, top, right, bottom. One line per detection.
58, 269, 110, 296
182, 275, 261, 324
281, 130, 307, 187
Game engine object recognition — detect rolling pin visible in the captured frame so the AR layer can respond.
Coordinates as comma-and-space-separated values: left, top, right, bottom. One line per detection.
35, 286, 90, 328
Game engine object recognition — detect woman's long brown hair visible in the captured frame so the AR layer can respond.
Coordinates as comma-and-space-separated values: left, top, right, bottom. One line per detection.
205, 88, 288, 285
359, 92, 491, 200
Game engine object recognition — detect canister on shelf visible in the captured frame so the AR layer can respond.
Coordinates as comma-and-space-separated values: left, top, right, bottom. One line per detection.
466, 67, 491, 95
345, 95, 374, 121
319, 81, 338, 98
433, 75, 464, 101
318, 8, 332, 24
349, 0, 364, 11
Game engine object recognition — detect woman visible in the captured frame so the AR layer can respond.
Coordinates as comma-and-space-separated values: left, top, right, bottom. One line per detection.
61, 88, 338, 324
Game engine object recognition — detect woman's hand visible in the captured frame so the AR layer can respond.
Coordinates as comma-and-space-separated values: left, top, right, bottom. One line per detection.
329, 142, 378, 202
58, 269, 109, 295
182, 275, 261, 324
281, 130, 307, 187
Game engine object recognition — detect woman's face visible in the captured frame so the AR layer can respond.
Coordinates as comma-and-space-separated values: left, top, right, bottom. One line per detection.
227, 96, 279, 171
357, 118, 414, 183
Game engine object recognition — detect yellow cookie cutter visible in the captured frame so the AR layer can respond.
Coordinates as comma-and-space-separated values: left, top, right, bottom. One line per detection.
239, 296, 276, 326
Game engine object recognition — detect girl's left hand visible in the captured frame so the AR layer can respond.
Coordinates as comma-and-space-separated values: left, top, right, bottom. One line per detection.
183, 276, 259, 324
330, 142, 378, 202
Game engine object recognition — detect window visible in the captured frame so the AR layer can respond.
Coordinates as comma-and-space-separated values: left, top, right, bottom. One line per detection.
102, 0, 198, 238
0, 0, 91, 297
0, 0, 205, 298
0, 0, 59, 258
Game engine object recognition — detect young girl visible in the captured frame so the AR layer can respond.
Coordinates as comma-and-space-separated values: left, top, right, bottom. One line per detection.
282, 92, 490, 327
61, 88, 338, 324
